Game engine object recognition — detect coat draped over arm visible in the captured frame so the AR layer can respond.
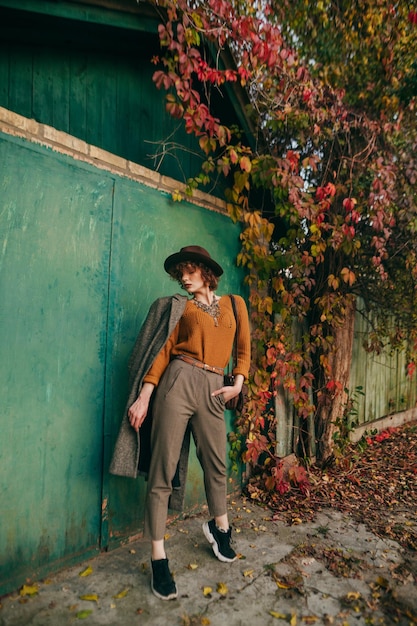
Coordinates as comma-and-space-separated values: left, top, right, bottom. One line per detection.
109, 293, 189, 510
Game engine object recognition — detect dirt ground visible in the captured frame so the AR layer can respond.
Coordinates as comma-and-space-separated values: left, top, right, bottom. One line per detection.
1, 422, 416, 626
248, 420, 417, 624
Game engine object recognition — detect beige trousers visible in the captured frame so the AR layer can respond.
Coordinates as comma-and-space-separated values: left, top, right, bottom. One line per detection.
144, 358, 227, 541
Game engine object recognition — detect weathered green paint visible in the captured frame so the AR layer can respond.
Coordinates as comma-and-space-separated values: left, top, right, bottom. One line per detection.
0, 132, 244, 595
0, 136, 112, 593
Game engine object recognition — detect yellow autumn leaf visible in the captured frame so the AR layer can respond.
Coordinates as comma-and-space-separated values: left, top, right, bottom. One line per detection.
19, 584, 39, 597
327, 274, 340, 290
216, 582, 228, 596
240, 155, 252, 173
290, 613, 297, 626
243, 569, 254, 578
79, 594, 99, 602
346, 592, 361, 600
76, 610, 93, 619
113, 587, 130, 599
79, 565, 93, 577
340, 267, 356, 286
302, 616, 318, 624
164, 533, 171, 541
203, 586, 213, 596
270, 611, 288, 619
201, 618, 211, 626
276, 580, 290, 589
187, 563, 198, 570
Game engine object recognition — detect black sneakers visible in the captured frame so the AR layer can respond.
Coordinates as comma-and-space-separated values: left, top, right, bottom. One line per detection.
151, 558, 178, 600
202, 519, 237, 563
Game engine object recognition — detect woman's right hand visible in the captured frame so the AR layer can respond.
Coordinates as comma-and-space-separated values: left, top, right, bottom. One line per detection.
128, 382, 155, 432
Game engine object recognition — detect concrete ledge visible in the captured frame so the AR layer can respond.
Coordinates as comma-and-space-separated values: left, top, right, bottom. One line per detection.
350, 407, 417, 442
0, 106, 228, 215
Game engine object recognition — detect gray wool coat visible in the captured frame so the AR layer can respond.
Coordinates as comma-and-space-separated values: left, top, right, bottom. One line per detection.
109, 293, 189, 511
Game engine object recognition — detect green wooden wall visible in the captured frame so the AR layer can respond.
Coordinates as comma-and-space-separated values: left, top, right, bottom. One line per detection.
350, 306, 417, 425
0, 3, 205, 183
0, 132, 244, 596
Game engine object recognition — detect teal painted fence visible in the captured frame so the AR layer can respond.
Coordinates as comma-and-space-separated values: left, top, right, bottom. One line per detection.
0, 133, 244, 596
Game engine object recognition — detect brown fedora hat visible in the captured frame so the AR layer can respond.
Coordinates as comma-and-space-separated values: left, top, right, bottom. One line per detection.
164, 245, 223, 276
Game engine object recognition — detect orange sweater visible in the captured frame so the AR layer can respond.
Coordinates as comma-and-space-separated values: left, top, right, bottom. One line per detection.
143, 295, 251, 386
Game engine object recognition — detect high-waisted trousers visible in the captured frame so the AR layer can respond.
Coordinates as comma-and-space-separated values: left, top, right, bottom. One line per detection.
144, 358, 227, 541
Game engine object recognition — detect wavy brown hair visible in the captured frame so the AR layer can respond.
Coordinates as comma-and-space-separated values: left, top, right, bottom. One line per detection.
168, 262, 219, 291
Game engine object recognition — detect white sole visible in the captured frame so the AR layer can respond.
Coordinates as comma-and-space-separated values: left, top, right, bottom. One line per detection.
151, 580, 178, 601
202, 522, 237, 563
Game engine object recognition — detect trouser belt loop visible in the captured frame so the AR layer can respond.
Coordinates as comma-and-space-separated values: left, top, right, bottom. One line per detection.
174, 354, 224, 376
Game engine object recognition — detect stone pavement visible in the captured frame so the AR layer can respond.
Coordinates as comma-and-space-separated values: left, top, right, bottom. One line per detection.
1, 495, 416, 626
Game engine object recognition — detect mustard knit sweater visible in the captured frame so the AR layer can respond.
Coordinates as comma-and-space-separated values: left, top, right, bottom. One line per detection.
144, 295, 251, 386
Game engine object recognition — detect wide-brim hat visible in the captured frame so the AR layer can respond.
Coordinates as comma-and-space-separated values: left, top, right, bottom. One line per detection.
164, 245, 223, 276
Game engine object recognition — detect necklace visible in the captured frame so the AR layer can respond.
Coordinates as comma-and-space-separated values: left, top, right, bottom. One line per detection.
192, 296, 220, 326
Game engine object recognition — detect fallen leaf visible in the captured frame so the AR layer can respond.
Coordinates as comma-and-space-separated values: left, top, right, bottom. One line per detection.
203, 586, 213, 596
79, 594, 99, 603
346, 592, 361, 601
129, 549, 136, 554
78, 566, 93, 577
375, 576, 389, 589
217, 582, 228, 596
19, 584, 39, 597
113, 588, 130, 599
276, 579, 291, 589
302, 616, 318, 624
187, 563, 198, 570
201, 618, 211, 625
243, 569, 254, 578
290, 613, 297, 626
76, 610, 93, 619
270, 611, 288, 619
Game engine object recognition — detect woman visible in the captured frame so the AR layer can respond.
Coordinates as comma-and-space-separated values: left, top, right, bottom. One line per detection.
110, 245, 251, 600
